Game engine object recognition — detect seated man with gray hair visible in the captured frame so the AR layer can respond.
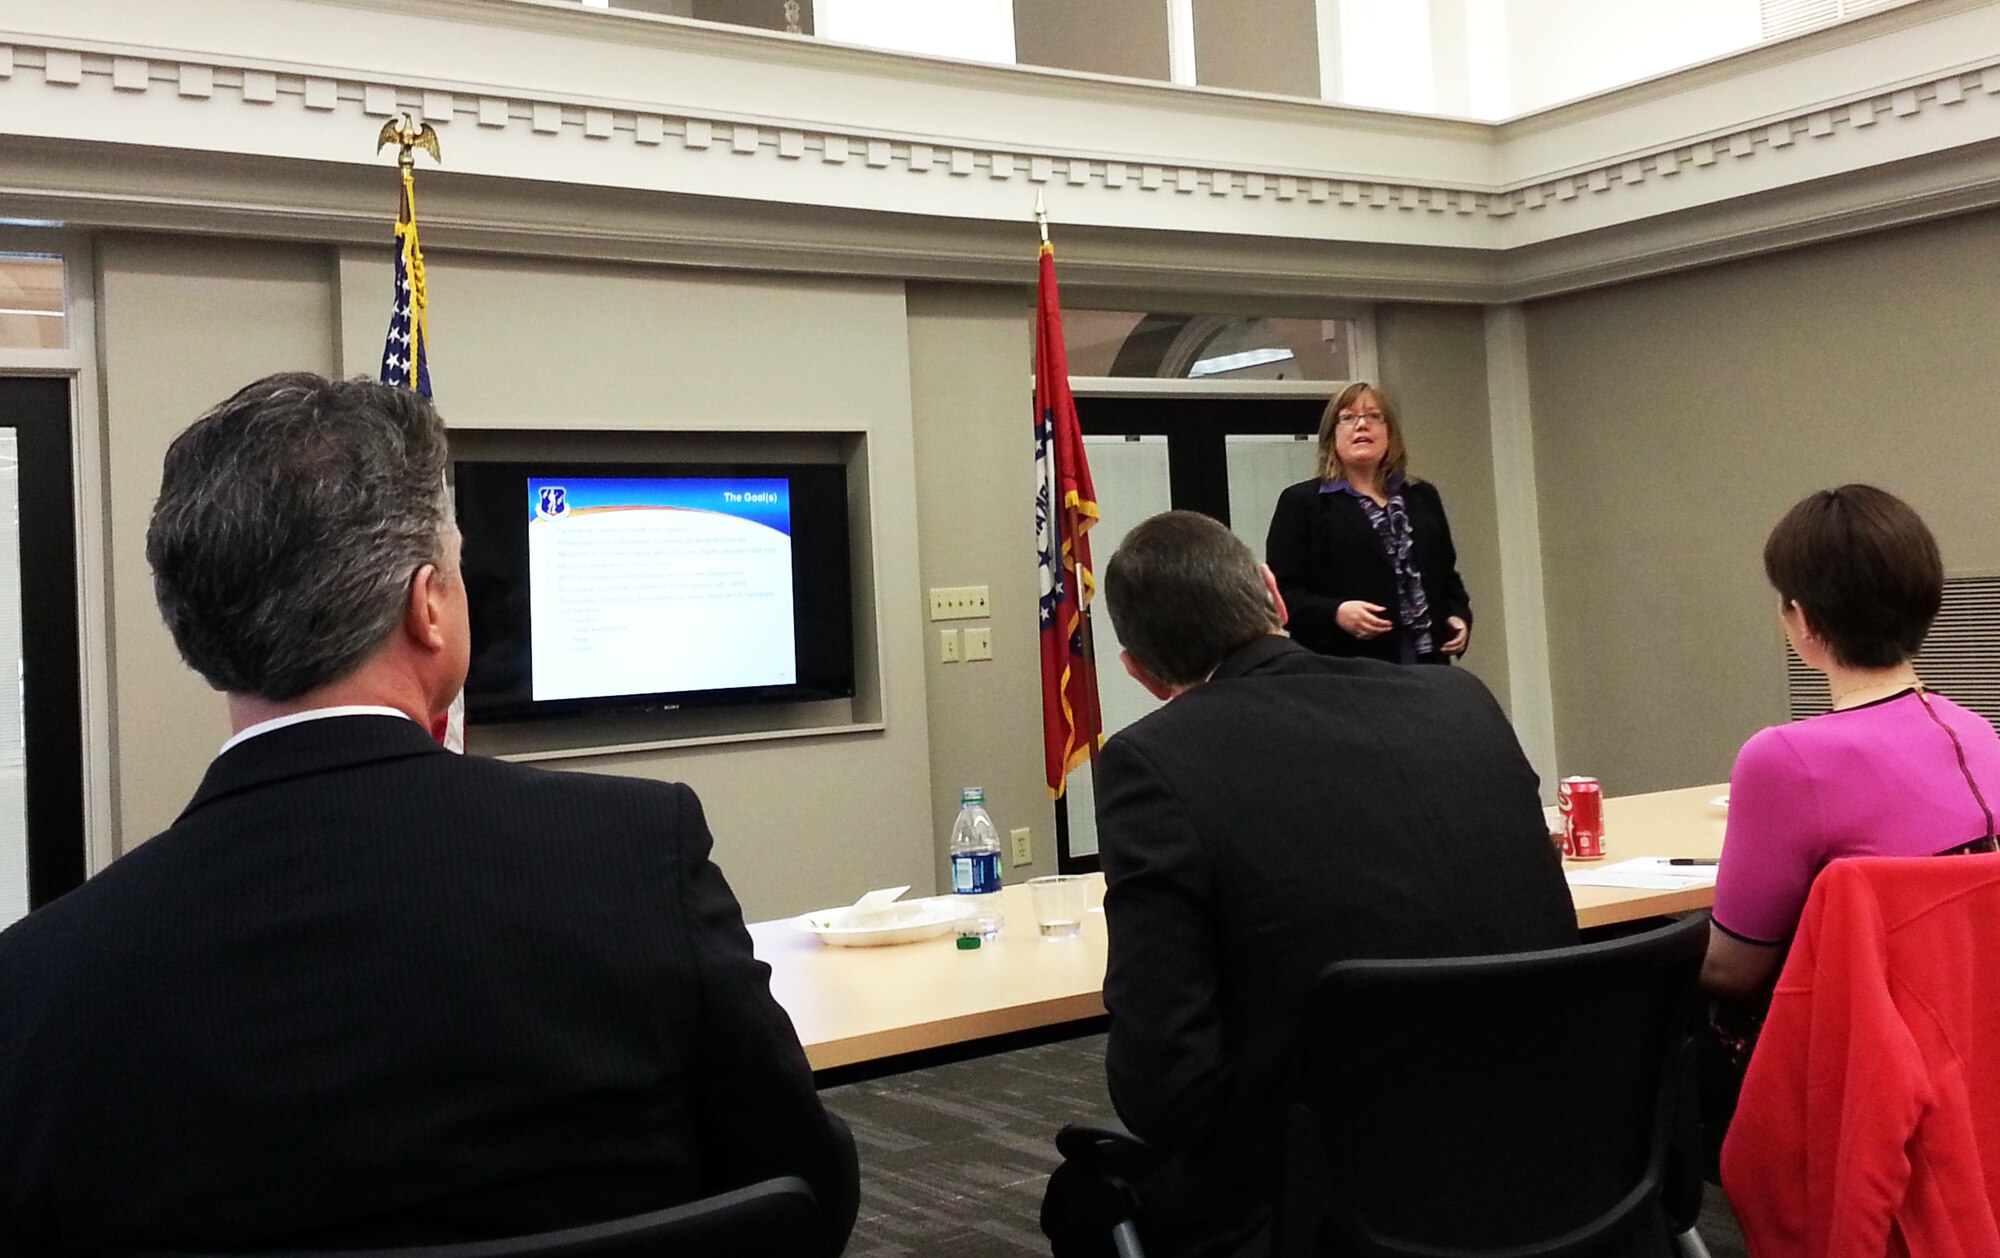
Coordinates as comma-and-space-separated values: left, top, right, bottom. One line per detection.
1042, 509, 1573, 1258
0, 374, 857, 1257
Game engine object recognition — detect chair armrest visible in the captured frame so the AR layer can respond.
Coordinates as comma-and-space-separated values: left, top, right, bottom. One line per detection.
1663, 1037, 1706, 1232
1055, 1121, 1163, 1185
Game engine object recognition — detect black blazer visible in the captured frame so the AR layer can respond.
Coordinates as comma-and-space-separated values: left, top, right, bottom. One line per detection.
0, 716, 857, 1258
1096, 638, 1575, 1256
1265, 476, 1472, 663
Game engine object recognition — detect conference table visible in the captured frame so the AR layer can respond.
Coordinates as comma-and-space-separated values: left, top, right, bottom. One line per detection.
748, 782, 1729, 1074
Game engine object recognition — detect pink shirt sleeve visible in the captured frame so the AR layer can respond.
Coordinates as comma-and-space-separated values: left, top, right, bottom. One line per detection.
1713, 726, 1825, 945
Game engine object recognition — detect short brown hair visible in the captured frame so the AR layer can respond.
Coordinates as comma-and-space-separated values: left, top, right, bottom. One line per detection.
1763, 484, 1942, 670
1103, 511, 1281, 687
1315, 382, 1409, 484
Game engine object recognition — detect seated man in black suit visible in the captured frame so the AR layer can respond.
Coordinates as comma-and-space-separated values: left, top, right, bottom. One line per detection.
0, 374, 858, 1257
1042, 510, 1575, 1258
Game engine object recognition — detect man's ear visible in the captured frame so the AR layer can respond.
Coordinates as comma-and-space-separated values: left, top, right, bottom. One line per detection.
1121, 649, 1178, 702
1259, 563, 1289, 629
403, 564, 451, 653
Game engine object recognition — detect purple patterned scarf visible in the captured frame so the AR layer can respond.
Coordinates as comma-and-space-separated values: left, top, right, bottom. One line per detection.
1323, 473, 1434, 662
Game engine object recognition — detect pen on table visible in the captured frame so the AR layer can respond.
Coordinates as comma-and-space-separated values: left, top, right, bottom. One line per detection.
1667, 858, 1719, 866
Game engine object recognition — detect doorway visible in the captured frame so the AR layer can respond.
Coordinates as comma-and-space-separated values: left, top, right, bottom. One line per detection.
1056, 395, 1326, 872
0, 377, 86, 927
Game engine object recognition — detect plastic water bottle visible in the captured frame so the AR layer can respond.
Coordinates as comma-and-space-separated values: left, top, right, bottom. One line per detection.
949, 787, 1005, 939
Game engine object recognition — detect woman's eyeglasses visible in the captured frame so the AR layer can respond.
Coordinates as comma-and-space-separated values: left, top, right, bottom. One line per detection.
1334, 411, 1386, 428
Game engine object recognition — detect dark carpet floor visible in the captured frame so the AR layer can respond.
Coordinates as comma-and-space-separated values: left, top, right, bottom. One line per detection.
821, 1032, 1751, 1258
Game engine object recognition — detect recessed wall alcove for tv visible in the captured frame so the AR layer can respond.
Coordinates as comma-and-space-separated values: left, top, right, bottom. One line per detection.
450, 427, 885, 762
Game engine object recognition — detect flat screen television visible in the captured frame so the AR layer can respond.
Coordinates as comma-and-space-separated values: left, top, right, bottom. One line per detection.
454, 459, 855, 723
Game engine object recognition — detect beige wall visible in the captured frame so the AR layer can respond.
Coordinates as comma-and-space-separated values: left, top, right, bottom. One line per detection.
88, 240, 1527, 920
96, 235, 339, 845
336, 250, 935, 919
1376, 303, 1511, 713
96, 239, 934, 920
905, 283, 1050, 885
1526, 209, 2000, 796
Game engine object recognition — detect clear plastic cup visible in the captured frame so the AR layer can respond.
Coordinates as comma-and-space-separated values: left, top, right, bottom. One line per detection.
1028, 875, 1090, 940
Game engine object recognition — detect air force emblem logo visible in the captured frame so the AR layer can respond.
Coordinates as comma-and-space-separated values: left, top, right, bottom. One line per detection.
537, 486, 569, 519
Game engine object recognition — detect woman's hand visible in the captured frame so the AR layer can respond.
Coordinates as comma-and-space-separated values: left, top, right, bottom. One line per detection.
1442, 616, 1470, 655
1336, 601, 1393, 639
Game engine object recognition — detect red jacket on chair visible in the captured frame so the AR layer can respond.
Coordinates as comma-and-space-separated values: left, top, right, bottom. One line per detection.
1722, 856, 2000, 1258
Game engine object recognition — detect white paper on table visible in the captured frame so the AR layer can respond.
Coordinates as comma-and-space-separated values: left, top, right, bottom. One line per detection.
1565, 857, 1718, 891
849, 885, 912, 915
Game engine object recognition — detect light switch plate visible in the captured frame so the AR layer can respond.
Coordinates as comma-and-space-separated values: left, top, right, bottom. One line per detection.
939, 628, 960, 663
963, 626, 993, 660
928, 586, 991, 621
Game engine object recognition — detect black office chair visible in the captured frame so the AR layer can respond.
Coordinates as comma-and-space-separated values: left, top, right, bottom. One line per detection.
129, 1176, 821, 1258
1284, 912, 1710, 1258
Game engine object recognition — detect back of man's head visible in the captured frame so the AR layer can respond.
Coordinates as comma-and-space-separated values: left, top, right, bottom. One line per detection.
146, 372, 453, 702
1103, 510, 1282, 688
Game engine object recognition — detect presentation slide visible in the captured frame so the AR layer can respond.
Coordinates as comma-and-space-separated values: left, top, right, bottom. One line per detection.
526, 477, 798, 702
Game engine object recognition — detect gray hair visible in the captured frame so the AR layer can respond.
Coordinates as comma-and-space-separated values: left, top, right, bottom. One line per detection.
146, 372, 454, 701
1102, 510, 1281, 687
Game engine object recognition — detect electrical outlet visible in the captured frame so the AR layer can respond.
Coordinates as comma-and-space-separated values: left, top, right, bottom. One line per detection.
1011, 827, 1033, 866
963, 626, 992, 660
928, 586, 991, 621
939, 628, 960, 663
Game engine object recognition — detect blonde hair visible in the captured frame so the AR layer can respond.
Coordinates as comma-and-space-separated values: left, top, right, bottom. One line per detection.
1315, 382, 1409, 484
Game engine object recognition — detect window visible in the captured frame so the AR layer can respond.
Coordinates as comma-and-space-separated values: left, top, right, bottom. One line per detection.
1063, 311, 1360, 382
0, 256, 65, 352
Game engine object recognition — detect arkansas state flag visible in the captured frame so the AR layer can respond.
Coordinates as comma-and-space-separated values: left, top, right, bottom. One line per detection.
1034, 241, 1103, 798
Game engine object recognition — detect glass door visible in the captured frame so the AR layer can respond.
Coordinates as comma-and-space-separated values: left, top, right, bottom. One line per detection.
1060, 435, 1172, 863
1057, 398, 1324, 870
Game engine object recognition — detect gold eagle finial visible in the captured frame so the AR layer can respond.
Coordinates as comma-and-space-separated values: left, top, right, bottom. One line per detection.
376, 113, 442, 173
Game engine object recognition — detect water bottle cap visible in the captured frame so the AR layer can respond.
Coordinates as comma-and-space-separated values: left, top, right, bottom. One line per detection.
955, 934, 981, 950
961, 787, 985, 804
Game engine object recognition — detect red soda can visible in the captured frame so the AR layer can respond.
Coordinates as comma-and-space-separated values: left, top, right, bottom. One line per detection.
1558, 776, 1605, 860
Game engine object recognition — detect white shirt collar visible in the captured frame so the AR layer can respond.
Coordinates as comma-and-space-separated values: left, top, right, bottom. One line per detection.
219, 706, 418, 756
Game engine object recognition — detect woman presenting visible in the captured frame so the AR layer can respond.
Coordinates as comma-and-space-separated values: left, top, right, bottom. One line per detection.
1265, 381, 1471, 664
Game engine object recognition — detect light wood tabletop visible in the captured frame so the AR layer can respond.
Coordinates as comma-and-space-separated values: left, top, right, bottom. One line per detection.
753, 783, 1729, 1070
748, 879, 1110, 1072
1553, 783, 1729, 929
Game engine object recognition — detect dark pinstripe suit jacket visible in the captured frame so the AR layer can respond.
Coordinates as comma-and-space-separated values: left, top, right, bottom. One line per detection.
1097, 638, 1575, 1256
0, 715, 855, 1257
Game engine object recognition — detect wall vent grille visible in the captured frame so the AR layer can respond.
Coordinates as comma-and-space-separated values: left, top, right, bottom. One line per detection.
1787, 573, 2000, 727
1761, 0, 1909, 41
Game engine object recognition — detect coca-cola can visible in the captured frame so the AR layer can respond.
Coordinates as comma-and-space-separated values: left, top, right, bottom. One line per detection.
1558, 776, 1605, 860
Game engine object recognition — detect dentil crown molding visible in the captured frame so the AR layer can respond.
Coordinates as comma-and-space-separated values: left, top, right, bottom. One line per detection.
4, 0, 2000, 299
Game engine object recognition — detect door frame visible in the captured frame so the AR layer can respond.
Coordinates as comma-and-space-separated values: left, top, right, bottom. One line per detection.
0, 379, 88, 905
0, 230, 115, 881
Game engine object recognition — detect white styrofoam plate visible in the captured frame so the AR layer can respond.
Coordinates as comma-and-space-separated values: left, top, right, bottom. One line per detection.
794, 897, 968, 947
1710, 794, 1730, 810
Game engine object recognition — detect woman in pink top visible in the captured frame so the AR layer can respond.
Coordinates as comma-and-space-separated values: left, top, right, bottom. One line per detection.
1703, 485, 2000, 1002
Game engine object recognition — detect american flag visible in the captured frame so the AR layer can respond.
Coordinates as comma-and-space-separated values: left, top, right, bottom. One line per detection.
379, 173, 432, 398
378, 168, 461, 752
